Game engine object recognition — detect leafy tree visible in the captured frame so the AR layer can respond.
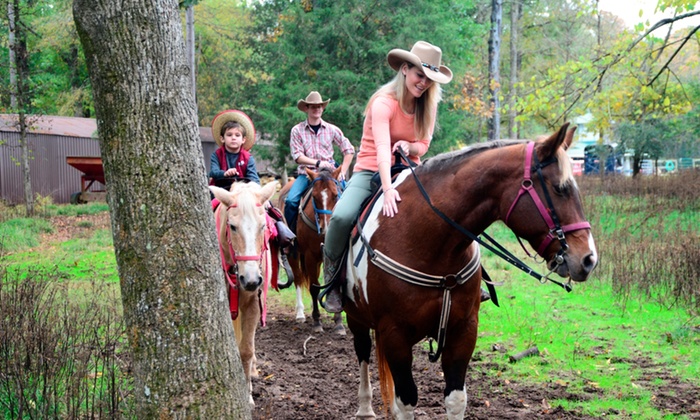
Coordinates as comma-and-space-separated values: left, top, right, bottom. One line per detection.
615, 119, 665, 176
247, 0, 486, 173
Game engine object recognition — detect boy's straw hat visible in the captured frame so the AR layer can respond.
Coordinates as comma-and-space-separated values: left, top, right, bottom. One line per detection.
211, 109, 255, 150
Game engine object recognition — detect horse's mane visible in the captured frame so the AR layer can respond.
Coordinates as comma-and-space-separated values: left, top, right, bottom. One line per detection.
316, 167, 335, 182
421, 139, 573, 188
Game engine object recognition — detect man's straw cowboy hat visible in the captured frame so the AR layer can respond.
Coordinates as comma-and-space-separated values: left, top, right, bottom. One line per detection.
297, 91, 331, 112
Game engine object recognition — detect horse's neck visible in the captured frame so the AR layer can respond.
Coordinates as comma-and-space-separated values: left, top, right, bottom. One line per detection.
419, 156, 518, 243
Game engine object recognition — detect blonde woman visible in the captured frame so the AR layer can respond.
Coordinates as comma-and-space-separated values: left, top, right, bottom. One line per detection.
322, 41, 453, 313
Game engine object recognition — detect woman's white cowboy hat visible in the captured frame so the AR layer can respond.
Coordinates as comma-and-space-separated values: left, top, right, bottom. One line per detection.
211, 109, 256, 150
297, 91, 331, 112
387, 41, 453, 84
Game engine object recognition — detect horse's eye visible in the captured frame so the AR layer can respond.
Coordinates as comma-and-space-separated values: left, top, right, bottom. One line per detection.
229, 224, 237, 233
552, 184, 569, 196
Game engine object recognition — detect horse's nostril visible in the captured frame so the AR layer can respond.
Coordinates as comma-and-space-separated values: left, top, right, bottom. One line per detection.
582, 253, 597, 272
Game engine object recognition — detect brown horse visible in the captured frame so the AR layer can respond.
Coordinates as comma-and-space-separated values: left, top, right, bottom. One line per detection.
210, 181, 278, 406
278, 166, 346, 334
341, 124, 598, 419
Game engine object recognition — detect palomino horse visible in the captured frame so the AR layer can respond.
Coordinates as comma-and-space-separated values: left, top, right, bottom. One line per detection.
210, 181, 278, 406
341, 124, 598, 419
278, 166, 345, 334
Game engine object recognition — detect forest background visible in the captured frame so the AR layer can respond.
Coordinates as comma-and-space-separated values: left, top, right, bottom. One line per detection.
1, 0, 699, 175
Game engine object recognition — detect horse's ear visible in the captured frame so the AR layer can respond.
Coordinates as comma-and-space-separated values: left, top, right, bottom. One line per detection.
259, 181, 278, 204
537, 122, 570, 160
563, 125, 577, 151
305, 167, 318, 180
332, 166, 342, 180
210, 185, 234, 206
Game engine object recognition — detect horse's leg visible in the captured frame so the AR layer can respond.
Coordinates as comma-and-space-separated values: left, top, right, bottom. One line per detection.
238, 289, 261, 406
305, 256, 324, 333
348, 316, 376, 419
294, 285, 306, 322
440, 302, 480, 419
378, 331, 417, 420
332, 312, 346, 335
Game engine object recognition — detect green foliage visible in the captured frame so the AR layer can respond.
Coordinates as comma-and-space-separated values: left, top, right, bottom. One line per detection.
246, 0, 486, 170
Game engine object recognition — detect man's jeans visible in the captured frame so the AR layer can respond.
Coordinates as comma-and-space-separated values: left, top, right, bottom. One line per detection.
284, 174, 310, 233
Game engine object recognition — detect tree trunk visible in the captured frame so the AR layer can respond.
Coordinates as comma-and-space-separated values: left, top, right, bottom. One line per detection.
488, 0, 503, 140
9, 0, 34, 216
507, 0, 520, 139
73, 1, 251, 418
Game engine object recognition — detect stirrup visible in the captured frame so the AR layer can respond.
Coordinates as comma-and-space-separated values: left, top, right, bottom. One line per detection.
278, 253, 294, 289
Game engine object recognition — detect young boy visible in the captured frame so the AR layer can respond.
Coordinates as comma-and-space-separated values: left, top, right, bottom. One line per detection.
209, 109, 296, 281
209, 109, 260, 186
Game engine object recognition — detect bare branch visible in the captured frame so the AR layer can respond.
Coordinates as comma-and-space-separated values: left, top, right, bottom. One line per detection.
647, 25, 700, 86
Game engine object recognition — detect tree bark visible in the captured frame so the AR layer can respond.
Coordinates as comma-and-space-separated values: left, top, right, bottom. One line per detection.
488, 0, 503, 140
8, 0, 34, 216
507, 0, 520, 139
185, 5, 197, 116
73, 0, 251, 418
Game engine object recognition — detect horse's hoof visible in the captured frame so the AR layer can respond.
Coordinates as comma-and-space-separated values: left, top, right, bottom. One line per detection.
333, 324, 346, 336
312, 323, 324, 333
355, 411, 376, 419
295, 315, 306, 323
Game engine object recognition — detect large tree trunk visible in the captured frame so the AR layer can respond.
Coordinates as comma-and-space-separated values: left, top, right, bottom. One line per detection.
73, 1, 251, 418
488, 0, 503, 140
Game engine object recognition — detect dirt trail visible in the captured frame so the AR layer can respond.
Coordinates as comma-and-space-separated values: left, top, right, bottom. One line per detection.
252, 307, 598, 420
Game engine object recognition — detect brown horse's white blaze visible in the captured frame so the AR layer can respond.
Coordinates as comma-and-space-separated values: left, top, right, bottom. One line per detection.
210, 181, 278, 406
340, 123, 597, 419
278, 167, 345, 334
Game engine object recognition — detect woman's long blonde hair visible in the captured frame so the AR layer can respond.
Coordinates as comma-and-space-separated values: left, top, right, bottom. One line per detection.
364, 63, 443, 140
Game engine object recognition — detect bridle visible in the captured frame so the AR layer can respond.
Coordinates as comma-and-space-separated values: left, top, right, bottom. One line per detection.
504, 142, 591, 276
301, 176, 344, 235
215, 202, 267, 287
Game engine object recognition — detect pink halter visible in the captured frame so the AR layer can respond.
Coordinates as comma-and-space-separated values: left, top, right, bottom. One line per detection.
505, 142, 590, 258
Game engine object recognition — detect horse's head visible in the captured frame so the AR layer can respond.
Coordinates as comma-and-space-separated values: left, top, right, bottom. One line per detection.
504, 123, 598, 282
304, 166, 343, 235
210, 181, 278, 291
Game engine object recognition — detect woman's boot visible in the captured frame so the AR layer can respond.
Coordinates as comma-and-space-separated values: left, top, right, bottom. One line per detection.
321, 252, 343, 313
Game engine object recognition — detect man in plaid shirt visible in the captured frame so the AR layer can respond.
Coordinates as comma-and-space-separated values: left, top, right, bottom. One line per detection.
284, 91, 355, 233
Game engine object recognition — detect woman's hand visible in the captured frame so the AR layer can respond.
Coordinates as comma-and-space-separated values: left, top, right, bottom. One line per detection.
224, 168, 239, 177
392, 141, 410, 156
382, 188, 401, 217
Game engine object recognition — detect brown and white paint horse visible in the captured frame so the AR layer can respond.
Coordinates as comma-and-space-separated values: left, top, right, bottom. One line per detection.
210, 181, 278, 406
278, 166, 345, 334
341, 124, 597, 419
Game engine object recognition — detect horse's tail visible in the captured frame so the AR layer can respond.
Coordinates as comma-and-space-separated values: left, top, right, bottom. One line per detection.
375, 330, 395, 415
